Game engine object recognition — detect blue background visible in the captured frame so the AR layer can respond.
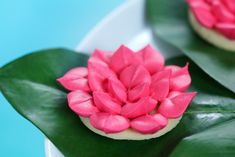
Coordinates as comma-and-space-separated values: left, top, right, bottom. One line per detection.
0, 0, 123, 156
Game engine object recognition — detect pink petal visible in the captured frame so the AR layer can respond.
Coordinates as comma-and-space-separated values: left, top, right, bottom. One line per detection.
68, 91, 98, 117
58, 78, 90, 92
128, 83, 150, 102
158, 92, 197, 118
88, 61, 116, 79
103, 114, 130, 133
205, 0, 215, 4
88, 54, 108, 67
121, 97, 157, 119
91, 49, 111, 64
108, 77, 127, 103
189, 1, 216, 28
151, 81, 170, 102
88, 61, 116, 91
164, 65, 181, 74
187, 0, 210, 9
57, 67, 90, 91
211, 1, 235, 23
167, 91, 182, 99
130, 114, 168, 134
136, 45, 164, 74
88, 71, 105, 92
151, 69, 171, 82
90, 112, 130, 133
169, 64, 192, 92
216, 23, 235, 39
222, 0, 235, 14
120, 65, 151, 88
90, 112, 109, 130
109, 45, 138, 73
69, 100, 98, 117
88, 49, 110, 67
93, 91, 121, 114
68, 90, 92, 104
151, 70, 171, 101
59, 67, 88, 79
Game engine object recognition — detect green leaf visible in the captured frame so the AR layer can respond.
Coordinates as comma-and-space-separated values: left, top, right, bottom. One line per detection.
170, 119, 235, 157
0, 49, 235, 157
146, 0, 235, 94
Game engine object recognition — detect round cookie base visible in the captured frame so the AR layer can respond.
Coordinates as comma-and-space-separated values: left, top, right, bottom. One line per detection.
189, 10, 235, 52
79, 116, 182, 140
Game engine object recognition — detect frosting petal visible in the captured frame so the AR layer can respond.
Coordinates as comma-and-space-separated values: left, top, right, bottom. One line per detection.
68, 90, 91, 104
212, 1, 235, 23
136, 45, 164, 74
128, 83, 150, 102
109, 45, 137, 73
68, 91, 98, 117
216, 23, 235, 39
88, 60, 116, 79
151, 70, 171, 101
164, 65, 181, 74
57, 67, 90, 91
90, 112, 130, 133
158, 92, 197, 118
93, 91, 121, 114
88, 71, 105, 92
91, 49, 110, 64
89, 112, 109, 130
120, 64, 151, 88
58, 78, 90, 92
131, 114, 168, 134
187, 0, 210, 9
189, 0, 216, 28
167, 91, 182, 99
168, 64, 191, 92
121, 97, 157, 119
88, 60, 116, 91
223, 0, 235, 14
60, 67, 88, 79
108, 77, 127, 103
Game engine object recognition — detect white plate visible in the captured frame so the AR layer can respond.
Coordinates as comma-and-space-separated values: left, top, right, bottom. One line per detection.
45, 0, 181, 156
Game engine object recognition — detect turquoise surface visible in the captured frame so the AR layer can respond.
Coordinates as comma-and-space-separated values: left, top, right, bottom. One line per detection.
0, 0, 123, 156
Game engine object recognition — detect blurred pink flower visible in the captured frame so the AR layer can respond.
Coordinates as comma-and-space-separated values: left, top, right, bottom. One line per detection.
187, 0, 235, 39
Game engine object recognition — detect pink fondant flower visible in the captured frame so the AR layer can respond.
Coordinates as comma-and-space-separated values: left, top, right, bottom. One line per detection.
187, 0, 235, 39
58, 45, 196, 134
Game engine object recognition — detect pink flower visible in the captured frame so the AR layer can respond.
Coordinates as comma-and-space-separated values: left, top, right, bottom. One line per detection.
187, 0, 235, 40
58, 45, 196, 134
